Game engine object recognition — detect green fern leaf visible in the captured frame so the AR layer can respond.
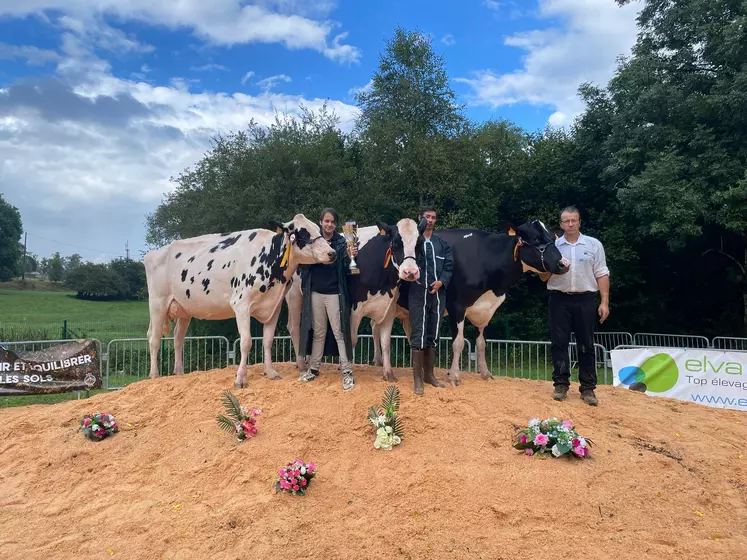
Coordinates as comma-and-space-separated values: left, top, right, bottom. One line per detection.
216, 414, 237, 435
367, 405, 382, 423
391, 413, 404, 438
220, 390, 243, 422
381, 384, 400, 414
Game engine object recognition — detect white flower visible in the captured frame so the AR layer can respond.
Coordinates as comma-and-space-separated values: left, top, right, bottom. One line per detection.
551, 444, 562, 457
300, 466, 306, 475
385, 426, 393, 434
90, 424, 99, 431
578, 437, 587, 448
529, 418, 540, 427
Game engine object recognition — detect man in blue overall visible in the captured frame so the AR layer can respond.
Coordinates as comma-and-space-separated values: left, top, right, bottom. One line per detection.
409, 205, 453, 395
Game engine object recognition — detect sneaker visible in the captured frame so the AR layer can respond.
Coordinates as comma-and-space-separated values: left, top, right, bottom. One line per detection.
581, 389, 598, 406
298, 369, 319, 382
341, 373, 355, 392
552, 386, 568, 401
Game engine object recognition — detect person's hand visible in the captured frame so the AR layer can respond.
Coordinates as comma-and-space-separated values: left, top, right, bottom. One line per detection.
598, 302, 609, 323
347, 246, 358, 257
429, 280, 443, 294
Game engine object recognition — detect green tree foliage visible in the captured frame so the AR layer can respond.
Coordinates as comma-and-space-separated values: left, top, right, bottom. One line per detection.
0, 193, 23, 282
47, 252, 65, 282
65, 258, 145, 300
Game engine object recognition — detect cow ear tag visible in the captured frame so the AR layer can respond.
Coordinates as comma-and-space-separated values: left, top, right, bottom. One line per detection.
384, 248, 392, 268
513, 237, 523, 262
280, 233, 295, 268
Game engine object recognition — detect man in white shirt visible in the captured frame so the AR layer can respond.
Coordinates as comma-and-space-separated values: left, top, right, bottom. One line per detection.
547, 206, 610, 406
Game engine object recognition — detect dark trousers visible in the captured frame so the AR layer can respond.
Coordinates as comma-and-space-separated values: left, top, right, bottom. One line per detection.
409, 285, 446, 350
548, 291, 597, 391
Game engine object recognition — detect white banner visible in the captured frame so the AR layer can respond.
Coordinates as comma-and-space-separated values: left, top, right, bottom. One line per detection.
610, 347, 747, 412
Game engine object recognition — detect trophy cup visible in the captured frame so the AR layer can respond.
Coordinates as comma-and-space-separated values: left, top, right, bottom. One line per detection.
342, 221, 360, 275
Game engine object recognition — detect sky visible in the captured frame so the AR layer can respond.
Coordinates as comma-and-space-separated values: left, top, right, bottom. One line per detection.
0, 0, 642, 264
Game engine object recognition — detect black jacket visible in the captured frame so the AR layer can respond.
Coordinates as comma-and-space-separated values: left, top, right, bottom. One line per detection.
416, 233, 454, 290
298, 233, 354, 359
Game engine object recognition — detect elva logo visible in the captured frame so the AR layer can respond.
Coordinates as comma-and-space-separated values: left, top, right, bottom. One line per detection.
618, 353, 679, 393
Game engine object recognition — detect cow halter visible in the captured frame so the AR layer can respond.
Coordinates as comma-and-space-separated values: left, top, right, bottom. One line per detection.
279, 232, 297, 268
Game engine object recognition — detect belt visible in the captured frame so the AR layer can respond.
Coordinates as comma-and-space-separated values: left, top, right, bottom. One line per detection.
550, 290, 596, 296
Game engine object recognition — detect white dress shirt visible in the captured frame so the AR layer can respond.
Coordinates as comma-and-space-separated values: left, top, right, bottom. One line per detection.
547, 233, 609, 294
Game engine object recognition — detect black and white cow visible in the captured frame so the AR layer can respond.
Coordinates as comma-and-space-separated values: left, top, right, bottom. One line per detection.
391, 220, 569, 385
144, 214, 337, 389
285, 218, 423, 381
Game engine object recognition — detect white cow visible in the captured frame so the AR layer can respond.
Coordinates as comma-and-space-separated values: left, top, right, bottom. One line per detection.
285, 218, 423, 381
144, 214, 336, 388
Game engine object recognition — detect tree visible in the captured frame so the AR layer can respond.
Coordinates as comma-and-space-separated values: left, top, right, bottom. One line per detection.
64, 253, 82, 280
354, 27, 470, 222
47, 252, 65, 282
598, 0, 747, 334
0, 193, 22, 282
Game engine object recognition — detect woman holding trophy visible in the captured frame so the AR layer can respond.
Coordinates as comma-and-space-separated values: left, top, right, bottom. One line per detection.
297, 208, 359, 391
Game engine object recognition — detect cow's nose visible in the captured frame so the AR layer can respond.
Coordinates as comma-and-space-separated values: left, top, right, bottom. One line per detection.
328, 251, 337, 261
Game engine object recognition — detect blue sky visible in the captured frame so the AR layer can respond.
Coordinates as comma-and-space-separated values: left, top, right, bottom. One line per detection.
0, 0, 642, 263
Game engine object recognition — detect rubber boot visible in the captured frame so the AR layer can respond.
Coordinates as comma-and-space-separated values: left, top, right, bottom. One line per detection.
423, 347, 444, 388
411, 349, 425, 396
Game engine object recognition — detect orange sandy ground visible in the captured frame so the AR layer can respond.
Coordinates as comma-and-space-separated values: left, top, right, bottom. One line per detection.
1, 363, 746, 560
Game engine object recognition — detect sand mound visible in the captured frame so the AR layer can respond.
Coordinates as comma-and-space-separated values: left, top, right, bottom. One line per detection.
1, 363, 746, 559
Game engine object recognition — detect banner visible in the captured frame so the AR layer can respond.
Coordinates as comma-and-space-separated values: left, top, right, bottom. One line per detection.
0, 340, 102, 396
611, 347, 747, 412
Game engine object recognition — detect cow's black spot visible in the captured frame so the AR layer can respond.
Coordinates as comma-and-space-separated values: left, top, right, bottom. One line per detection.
181, 269, 188, 282
186, 289, 190, 299
206, 290, 210, 295
175, 252, 182, 259
202, 278, 210, 292
190, 276, 194, 284
187, 256, 195, 263
259, 285, 266, 293
251, 256, 256, 266
220, 234, 241, 249
209, 245, 219, 253
248, 232, 257, 242
242, 273, 246, 281
207, 259, 214, 271
239, 294, 243, 299
256, 265, 265, 278
222, 263, 227, 269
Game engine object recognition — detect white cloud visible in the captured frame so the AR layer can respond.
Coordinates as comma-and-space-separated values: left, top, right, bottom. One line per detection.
0, 43, 61, 65
483, 0, 501, 10
191, 63, 229, 72
0, 35, 359, 261
256, 74, 292, 91
241, 71, 256, 85
441, 33, 455, 46
347, 80, 372, 98
459, 0, 641, 127
0, 0, 360, 64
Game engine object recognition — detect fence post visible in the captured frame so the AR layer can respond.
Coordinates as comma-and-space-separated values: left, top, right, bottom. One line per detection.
160, 338, 166, 376
62, 320, 67, 339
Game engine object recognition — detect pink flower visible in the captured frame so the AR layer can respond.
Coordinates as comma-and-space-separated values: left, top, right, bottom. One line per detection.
525, 449, 534, 456
301, 478, 307, 486
307, 463, 315, 472
293, 485, 300, 491
572, 438, 580, 447
534, 433, 549, 446
562, 420, 573, 429
573, 446, 586, 457
519, 434, 527, 443
293, 469, 300, 476
83, 418, 91, 427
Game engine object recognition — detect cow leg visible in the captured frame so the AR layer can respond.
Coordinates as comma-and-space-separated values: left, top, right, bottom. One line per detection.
378, 315, 397, 382
147, 303, 169, 379
262, 306, 283, 380
350, 309, 364, 364
285, 281, 306, 371
172, 316, 191, 375
448, 318, 465, 387
234, 310, 253, 389
372, 322, 384, 367
476, 327, 492, 380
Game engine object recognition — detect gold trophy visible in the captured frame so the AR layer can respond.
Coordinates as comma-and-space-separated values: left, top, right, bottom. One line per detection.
342, 221, 360, 275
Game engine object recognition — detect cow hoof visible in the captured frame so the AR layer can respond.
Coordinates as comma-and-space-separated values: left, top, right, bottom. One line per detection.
264, 371, 282, 381
374, 357, 384, 367
234, 380, 248, 389
447, 372, 460, 387
382, 371, 398, 382
480, 372, 493, 381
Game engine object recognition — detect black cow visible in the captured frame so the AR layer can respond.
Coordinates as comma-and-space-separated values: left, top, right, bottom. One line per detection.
387, 219, 569, 386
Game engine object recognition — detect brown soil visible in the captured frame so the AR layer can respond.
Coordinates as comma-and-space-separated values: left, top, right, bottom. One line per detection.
1, 363, 746, 560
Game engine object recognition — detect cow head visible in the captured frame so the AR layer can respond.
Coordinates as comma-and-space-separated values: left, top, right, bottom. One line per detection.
269, 214, 337, 265
375, 218, 425, 282
509, 220, 569, 276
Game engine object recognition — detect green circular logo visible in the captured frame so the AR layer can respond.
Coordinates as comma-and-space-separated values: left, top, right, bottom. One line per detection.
618, 353, 679, 393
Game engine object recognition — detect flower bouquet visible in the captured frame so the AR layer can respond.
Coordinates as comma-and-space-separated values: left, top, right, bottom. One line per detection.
80, 412, 119, 441
275, 459, 316, 495
513, 417, 593, 458
216, 390, 261, 441
367, 384, 404, 450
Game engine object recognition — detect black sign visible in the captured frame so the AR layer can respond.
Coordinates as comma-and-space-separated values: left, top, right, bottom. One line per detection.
0, 340, 102, 395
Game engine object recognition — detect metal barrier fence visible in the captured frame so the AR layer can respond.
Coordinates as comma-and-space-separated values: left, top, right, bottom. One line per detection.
632, 332, 711, 348
483, 340, 610, 384
230, 334, 473, 373
712, 337, 747, 352
104, 336, 232, 389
